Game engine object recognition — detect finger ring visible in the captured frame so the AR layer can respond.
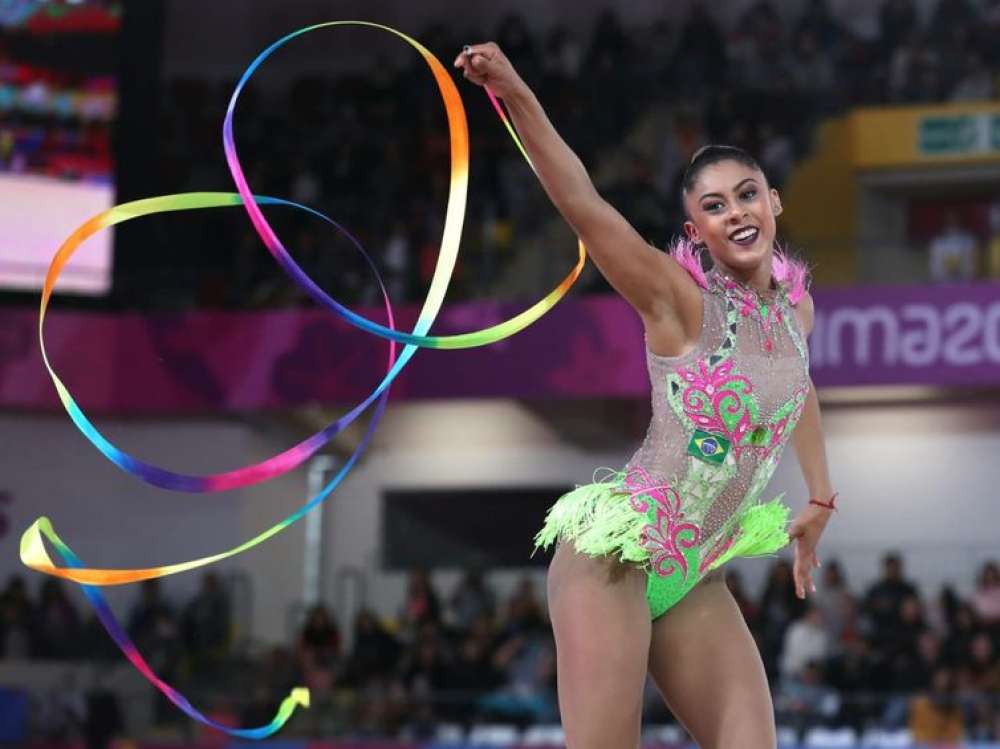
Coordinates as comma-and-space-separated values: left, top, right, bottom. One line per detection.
463, 45, 472, 55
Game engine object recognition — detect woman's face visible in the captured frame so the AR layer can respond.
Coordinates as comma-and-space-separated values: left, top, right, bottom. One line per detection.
683, 160, 782, 277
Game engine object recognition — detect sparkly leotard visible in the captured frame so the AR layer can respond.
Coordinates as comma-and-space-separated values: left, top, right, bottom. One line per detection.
535, 266, 811, 618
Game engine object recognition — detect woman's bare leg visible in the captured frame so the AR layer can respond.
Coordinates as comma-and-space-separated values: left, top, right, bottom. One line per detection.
547, 543, 652, 749
647, 571, 776, 749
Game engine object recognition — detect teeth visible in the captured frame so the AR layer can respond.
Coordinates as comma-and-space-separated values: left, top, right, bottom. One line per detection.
732, 228, 757, 241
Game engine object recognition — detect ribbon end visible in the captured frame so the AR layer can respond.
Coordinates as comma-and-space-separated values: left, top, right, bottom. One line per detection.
291, 687, 310, 708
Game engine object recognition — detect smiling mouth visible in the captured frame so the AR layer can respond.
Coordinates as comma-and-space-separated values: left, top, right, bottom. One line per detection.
729, 227, 759, 246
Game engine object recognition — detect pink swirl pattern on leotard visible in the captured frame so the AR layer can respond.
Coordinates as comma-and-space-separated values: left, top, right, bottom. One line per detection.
698, 529, 739, 575
624, 468, 701, 579
762, 385, 809, 457
677, 359, 756, 458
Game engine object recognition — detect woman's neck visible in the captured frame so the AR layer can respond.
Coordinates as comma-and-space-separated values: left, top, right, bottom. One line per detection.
713, 258, 775, 294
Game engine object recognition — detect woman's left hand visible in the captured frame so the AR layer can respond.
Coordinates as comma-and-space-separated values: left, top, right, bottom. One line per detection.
787, 504, 833, 599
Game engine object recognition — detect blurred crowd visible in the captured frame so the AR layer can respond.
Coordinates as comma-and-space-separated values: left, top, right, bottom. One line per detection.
5, 555, 1000, 743
140, 0, 1000, 310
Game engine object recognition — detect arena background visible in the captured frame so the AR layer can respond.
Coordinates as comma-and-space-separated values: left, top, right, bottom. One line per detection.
1, 0, 999, 746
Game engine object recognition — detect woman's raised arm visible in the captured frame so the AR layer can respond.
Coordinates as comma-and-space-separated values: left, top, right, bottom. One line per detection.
455, 43, 696, 325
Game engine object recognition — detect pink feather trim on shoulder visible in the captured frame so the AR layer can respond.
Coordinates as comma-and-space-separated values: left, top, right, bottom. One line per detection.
667, 237, 709, 289
666, 238, 810, 305
772, 244, 810, 305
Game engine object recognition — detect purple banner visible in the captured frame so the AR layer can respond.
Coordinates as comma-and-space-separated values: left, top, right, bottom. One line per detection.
810, 282, 1000, 387
0, 282, 997, 415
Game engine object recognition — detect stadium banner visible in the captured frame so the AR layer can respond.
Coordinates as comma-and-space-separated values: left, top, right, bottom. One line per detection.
850, 102, 1000, 168
1, 282, 999, 414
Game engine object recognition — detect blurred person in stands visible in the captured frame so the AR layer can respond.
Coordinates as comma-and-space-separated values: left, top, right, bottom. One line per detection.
482, 580, 557, 725
759, 559, 808, 678
811, 558, 858, 653
987, 200, 1000, 279
780, 605, 830, 684
861, 552, 918, 650
881, 629, 944, 728
343, 608, 400, 686
399, 568, 442, 641
0, 575, 34, 659
956, 632, 1000, 709
943, 602, 981, 667
971, 560, 1000, 630
774, 660, 840, 735
928, 210, 979, 282
181, 572, 231, 673
950, 51, 994, 101
908, 666, 965, 744
448, 567, 496, 632
457, 36, 836, 748
35, 578, 81, 660
298, 604, 342, 694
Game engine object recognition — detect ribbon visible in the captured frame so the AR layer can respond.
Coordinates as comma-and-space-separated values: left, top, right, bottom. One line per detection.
21, 21, 588, 737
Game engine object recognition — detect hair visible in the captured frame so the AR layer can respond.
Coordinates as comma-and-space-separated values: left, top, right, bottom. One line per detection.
681, 144, 762, 198
671, 144, 810, 304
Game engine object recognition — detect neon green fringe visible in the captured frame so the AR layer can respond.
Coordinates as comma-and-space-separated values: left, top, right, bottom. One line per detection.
533, 476, 650, 564
706, 496, 791, 572
534, 480, 791, 572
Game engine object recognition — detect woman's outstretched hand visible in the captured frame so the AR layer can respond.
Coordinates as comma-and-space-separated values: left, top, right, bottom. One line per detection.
788, 504, 832, 599
453, 42, 526, 100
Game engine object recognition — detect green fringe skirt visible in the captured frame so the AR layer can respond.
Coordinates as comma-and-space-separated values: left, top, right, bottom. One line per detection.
534, 474, 791, 619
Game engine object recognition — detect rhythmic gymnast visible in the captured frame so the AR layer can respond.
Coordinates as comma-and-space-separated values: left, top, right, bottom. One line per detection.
456, 43, 837, 749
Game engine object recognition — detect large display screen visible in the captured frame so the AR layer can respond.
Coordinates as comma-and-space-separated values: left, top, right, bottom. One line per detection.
0, 1, 120, 295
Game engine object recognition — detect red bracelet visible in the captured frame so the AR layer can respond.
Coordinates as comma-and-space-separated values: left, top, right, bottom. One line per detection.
809, 493, 838, 511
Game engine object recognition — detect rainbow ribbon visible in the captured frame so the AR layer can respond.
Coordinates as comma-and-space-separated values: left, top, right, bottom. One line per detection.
21, 21, 587, 737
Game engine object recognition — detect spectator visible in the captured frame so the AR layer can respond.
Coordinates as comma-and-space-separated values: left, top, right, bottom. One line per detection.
988, 200, 1000, 278
812, 559, 859, 652
398, 631, 450, 708
928, 210, 979, 281
927, 583, 962, 637
794, 0, 844, 51
0, 576, 34, 659
879, 0, 918, 52
908, 666, 965, 743
861, 552, 918, 648
959, 632, 1000, 693
298, 604, 342, 693
35, 579, 81, 660
344, 609, 400, 686
448, 568, 496, 632
775, 660, 841, 734
181, 572, 231, 670
399, 569, 442, 638
780, 605, 831, 683
893, 594, 928, 659
444, 631, 502, 723
971, 561, 1000, 630
942, 602, 980, 666
83, 675, 123, 749
950, 52, 994, 101
758, 559, 807, 676
483, 582, 556, 724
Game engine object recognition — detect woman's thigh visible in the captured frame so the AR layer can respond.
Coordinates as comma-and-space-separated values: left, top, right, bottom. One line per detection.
547, 543, 652, 749
647, 571, 776, 749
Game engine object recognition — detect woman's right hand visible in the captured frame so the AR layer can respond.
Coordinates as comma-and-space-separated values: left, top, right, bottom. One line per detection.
453, 42, 527, 100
